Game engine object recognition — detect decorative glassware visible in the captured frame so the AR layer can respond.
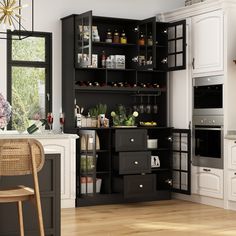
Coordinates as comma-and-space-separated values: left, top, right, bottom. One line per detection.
47, 112, 53, 133
59, 112, 65, 133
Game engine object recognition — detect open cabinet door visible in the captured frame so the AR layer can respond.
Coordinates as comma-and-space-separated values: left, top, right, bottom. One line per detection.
167, 20, 186, 71
137, 17, 156, 70
75, 11, 92, 68
172, 129, 191, 194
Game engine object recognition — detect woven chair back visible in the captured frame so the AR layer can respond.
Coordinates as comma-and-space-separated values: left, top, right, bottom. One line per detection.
0, 139, 45, 176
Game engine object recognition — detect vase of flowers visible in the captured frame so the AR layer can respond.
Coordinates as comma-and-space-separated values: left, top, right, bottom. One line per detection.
0, 93, 11, 131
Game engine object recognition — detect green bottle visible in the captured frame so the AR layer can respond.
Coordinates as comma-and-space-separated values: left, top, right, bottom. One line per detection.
27, 119, 47, 134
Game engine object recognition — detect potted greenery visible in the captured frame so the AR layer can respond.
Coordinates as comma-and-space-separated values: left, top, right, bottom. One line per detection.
111, 104, 138, 127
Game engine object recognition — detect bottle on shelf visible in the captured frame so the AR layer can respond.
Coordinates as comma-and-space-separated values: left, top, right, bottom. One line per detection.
113, 29, 120, 44
101, 51, 106, 68
105, 29, 112, 43
147, 32, 153, 46
27, 119, 47, 134
120, 30, 127, 44
138, 32, 145, 46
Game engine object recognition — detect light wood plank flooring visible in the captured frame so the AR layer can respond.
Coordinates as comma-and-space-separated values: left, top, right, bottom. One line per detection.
61, 200, 236, 236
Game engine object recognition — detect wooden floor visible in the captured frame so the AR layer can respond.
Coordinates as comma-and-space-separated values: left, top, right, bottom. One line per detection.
61, 200, 236, 236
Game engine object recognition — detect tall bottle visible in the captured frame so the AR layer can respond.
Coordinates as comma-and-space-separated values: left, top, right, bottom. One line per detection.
27, 119, 47, 134
101, 51, 106, 68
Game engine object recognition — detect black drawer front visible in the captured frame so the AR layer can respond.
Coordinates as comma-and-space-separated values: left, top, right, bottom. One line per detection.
124, 174, 156, 198
115, 129, 147, 151
119, 152, 151, 174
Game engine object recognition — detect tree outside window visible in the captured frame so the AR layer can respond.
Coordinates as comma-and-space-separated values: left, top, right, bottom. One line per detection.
7, 32, 52, 131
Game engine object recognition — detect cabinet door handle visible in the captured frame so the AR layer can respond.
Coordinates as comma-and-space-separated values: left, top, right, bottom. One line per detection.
161, 58, 168, 64
134, 161, 139, 165
139, 184, 143, 188
234, 141, 236, 144
130, 138, 134, 143
192, 58, 195, 69
203, 168, 211, 172
234, 173, 236, 175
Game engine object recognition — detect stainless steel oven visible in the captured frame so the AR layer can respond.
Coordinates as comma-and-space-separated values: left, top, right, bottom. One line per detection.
192, 115, 223, 169
193, 76, 223, 116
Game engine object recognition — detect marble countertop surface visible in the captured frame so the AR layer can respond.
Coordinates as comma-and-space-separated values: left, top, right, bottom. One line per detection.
0, 130, 78, 139
225, 131, 236, 140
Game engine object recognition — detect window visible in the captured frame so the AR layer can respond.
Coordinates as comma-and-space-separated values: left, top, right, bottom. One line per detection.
7, 31, 52, 130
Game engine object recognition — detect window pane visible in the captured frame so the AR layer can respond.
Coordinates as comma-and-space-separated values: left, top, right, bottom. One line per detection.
12, 36, 46, 62
11, 67, 46, 130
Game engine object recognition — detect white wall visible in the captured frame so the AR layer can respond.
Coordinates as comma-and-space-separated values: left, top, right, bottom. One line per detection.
0, 0, 185, 129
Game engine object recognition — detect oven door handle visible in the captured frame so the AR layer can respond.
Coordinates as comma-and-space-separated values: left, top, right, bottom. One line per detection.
194, 127, 222, 131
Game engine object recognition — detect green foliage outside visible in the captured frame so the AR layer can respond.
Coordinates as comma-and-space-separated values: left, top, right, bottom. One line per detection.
11, 37, 46, 131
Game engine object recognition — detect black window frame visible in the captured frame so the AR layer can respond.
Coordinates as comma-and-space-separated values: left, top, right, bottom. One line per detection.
7, 30, 52, 129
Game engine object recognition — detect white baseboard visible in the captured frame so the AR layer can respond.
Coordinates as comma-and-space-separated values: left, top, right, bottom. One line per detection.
173, 193, 224, 208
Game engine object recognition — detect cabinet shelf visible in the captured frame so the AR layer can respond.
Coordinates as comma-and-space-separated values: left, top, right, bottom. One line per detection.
96, 149, 110, 153
75, 85, 166, 93
151, 168, 170, 172
148, 148, 169, 151
93, 41, 137, 47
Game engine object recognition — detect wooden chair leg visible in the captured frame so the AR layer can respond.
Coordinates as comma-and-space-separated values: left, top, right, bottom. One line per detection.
17, 201, 24, 236
35, 196, 45, 236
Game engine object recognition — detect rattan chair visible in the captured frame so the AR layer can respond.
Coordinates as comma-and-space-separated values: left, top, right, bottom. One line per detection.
0, 139, 45, 236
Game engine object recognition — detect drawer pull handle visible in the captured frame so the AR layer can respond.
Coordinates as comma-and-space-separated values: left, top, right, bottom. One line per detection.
234, 141, 236, 144
139, 184, 143, 188
234, 173, 236, 175
130, 138, 134, 142
203, 168, 211, 172
165, 179, 172, 185
134, 161, 139, 165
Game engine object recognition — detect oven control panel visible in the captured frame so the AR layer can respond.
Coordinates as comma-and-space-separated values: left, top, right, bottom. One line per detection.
193, 115, 223, 126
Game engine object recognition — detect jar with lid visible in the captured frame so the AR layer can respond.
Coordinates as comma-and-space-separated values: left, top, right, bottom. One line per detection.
147, 32, 153, 46
105, 29, 112, 43
120, 30, 127, 44
113, 29, 120, 44
138, 32, 145, 46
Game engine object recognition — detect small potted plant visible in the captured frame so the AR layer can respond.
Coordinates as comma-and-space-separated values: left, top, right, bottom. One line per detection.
111, 104, 138, 127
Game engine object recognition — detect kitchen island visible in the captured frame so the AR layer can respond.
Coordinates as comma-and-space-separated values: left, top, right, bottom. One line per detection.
0, 132, 78, 208
0, 132, 78, 236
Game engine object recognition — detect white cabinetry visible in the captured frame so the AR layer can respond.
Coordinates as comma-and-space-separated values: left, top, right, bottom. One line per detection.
226, 139, 236, 203
227, 140, 236, 169
228, 170, 236, 201
39, 137, 77, 208
192, 10, 224, 76
192, 166, 223, 199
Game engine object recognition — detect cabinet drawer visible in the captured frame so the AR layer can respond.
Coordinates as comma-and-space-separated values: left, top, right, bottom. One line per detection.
115, 129, 147, 151
115, 151, 151, 174
124, 174, 156, 198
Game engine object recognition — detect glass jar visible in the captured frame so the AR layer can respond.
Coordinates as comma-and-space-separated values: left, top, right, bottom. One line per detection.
105, 29, 112, 43
147, 32, 153, 46
120, 30, 127, 44
113, 29, 120, 44
138, 33, 145, 46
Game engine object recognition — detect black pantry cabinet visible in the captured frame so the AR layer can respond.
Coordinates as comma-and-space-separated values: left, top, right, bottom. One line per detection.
61, 11, 190, 207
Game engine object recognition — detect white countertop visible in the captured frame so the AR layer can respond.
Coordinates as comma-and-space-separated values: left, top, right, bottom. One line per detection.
0, 130, 79, 139
225, 131, 236, 140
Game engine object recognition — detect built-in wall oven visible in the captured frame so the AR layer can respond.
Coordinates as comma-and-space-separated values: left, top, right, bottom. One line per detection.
193, 76, 223, 116
192, 115, 223, 169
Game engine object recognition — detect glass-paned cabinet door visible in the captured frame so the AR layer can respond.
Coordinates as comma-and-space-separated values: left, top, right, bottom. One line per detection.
137, 17, 156, 70
75, 11, 92, 68
167, 20, 186, 71
79, 130, 97, 196
172, 129, 191, 195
